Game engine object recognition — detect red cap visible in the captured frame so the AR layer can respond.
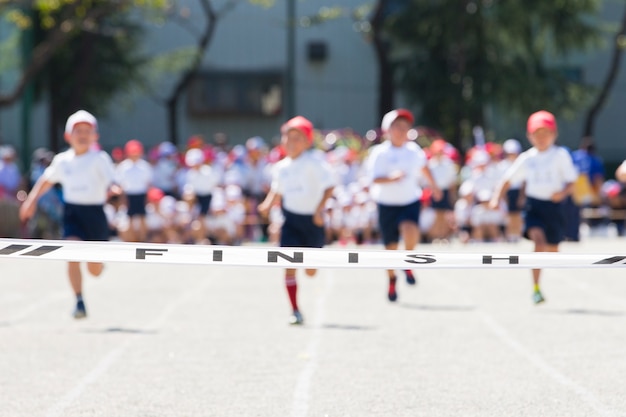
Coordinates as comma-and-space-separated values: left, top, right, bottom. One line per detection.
187, 135, 204, 149
111, 147, 124, 161
381, 108, 414, 132
124, 139, 144, 156
147, 187, 165, 203
281, 116, 314, 143
527, 110, 557, 134
430, 139, 447, 153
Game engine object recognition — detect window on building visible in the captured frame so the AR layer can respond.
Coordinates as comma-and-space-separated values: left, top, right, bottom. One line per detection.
187, 71, 283, 117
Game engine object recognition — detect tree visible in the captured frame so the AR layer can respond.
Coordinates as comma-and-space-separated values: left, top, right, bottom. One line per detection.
141, 0, 274, 144
43, 13, 147, 150
383, 0, 603, 149
0, 0, 166, 108
583, 1, 626, 137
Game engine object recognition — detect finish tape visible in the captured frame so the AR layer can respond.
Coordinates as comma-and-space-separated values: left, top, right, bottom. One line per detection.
1, 238, 626, 269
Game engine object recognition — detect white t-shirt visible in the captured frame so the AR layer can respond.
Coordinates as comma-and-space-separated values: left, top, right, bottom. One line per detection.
496, 159, 523, 189
115, 158, 153, 194
271, 150, 335, 215
43, 149, 115, 205
185, 165, 219, 196
504, 146, 577, 200
428, 155, 458, 190
367, 141, 427, 205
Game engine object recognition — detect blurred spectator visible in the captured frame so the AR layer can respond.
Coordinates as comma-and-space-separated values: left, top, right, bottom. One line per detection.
0, 145, 21, 199
568, 137, 606, 240
115, 140, 153, 242
153, 142, 180, 198
498, 139, 525, 242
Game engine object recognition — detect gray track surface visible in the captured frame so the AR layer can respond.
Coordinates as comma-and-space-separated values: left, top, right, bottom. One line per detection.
1, 239, 626, 417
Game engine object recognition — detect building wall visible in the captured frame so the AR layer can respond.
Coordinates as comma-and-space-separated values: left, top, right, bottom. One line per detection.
98, 0, 378, 149
0, 1, 624, 166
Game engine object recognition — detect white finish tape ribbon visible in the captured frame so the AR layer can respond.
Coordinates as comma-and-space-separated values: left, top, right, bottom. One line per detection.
1, 238, 626, 269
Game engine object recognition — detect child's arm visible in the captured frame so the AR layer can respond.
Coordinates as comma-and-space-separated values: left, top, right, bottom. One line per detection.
616, 160, 626, 183
258, 190, 281, 218
421, 165, 442, 201
313, 186, 335, 227
19, 178, 55, 221
489, 179, 511, 210
551, 182, 574, 203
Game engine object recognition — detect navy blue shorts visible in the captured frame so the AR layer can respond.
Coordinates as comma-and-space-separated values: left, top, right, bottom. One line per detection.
524, 197, 564, 245
197, 194, 212, 215
431, 189, 452, 210
126, 193, 147, 216
63, 203, 110, 241
506, 189, 523, 213
377, 200, 421, 245
280, 209, 325, 248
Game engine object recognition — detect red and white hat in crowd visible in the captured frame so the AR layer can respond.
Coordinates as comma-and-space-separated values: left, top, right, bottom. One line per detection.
281, 116, 314, 143
381, 108, 414, 132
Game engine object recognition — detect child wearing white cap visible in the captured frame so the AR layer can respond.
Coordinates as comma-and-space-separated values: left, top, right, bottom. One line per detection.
20, 110, 116, 319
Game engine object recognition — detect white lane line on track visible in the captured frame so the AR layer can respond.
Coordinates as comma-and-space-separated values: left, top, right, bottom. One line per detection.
44, 278, 213, 417
1, 292, 66, 325
479, 312, 614, 417
291, 271, 334, 417
437, 277, 614, 417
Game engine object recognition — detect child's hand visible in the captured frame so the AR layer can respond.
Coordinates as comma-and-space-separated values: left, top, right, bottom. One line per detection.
257, 202, 270, 218
19, 200, 36, 222
488, 197, 500, 211
313, 209, 324, 226
431, 187, 443, 202
388, 170, 405, 181
550, 191, 566, 203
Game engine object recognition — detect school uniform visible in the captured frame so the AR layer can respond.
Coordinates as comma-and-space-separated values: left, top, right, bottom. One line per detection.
271, 150, 335, 248
42, 149, 115, 241
185, 165, 219, 215
115, 158, 153, 216
503, 145, 577, 244
428, 155, 457, 210
497, 158, 525, 213
367, 141, 427, 245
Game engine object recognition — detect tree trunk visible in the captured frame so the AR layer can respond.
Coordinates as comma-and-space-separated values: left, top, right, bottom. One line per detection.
370, 0, 394, 121
165, 0, 218, 144
583, 4, 626, 137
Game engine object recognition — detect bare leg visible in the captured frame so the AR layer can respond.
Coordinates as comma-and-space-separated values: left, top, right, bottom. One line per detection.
400, 221, 419, 250
68, 262, 82, 295
87, 262, 104, 277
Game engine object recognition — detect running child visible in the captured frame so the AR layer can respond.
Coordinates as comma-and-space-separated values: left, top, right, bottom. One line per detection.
365, 109, 442, 302
490, 110, 577, 304
258, 116, 335, 325
19, 110, 116, 318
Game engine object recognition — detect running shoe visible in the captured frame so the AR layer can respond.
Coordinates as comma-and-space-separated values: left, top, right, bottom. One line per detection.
289, 310, 304, 325
532, 290, 545, 304
73, 300, 87, 319
388, 285, 398, 302
405, 270, 416, 285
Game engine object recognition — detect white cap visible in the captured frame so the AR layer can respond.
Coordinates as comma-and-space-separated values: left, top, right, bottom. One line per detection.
185, 148, 205, 166
471, 149, 490, 167
225, 184, 242, 200
65, 110, 98, 134
503, 139, 522, 154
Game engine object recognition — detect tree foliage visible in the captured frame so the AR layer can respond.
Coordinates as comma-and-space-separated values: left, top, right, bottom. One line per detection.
383, 0, 604, 146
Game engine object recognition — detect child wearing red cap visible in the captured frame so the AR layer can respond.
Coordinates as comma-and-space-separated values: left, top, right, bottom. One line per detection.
490, 110, 577, 304
366, 108, 442, 302
19, 110, 116, 318
115, 139, 153, 242
258, 116, 335, 325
